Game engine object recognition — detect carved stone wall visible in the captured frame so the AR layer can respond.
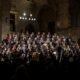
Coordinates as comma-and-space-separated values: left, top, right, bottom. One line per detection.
0, 0, 10, 40
56, 0, 70, 29
10, 0, 71, 32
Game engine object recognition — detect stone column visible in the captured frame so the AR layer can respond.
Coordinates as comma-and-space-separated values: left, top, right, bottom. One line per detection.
0, 0, 10, 40
56, 0, 70, 29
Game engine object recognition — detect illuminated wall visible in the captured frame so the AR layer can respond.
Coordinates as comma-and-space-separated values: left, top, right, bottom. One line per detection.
0, 0, 10, 40
10, 0, 70, 32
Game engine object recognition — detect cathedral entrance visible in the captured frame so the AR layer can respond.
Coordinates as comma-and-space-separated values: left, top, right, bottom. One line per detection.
10, 13, 15, 32
25, 24, 34, 33
48, 21, 55, 34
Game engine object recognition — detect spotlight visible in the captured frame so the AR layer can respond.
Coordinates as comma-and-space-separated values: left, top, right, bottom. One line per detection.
23, 12, 26, 16
25, 17, 27, 20
19, 17, 22, 19
29, 18, 31, 20
34, 18, 36, 21
22, 17, 25, 20
32, 18, 34, 20
30, 14, 32, 17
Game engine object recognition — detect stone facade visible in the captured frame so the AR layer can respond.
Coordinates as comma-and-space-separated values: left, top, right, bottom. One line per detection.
0, 0, 80, 39
0, 0, 10, 40
56, 0, 70, 29
9, 0, 70, 32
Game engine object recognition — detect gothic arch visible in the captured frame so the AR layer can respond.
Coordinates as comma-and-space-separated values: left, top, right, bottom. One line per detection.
37, 5, 56, 32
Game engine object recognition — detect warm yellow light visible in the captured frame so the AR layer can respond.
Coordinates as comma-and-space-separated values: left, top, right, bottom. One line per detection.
25, 17, 27, 20
34, 18, 36, 21
23, 12, 26, 16
19, 16, 22, 19
29, 18, 31, 20
30, 14, 32, 17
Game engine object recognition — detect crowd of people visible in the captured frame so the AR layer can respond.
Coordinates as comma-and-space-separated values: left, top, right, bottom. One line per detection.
0, 32, 80, 80
0, 32, 80, 64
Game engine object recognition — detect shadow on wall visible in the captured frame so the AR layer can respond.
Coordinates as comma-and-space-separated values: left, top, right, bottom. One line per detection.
37, 5, 55, 32
25, 24, 35, 33
48, 21, 55, 34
